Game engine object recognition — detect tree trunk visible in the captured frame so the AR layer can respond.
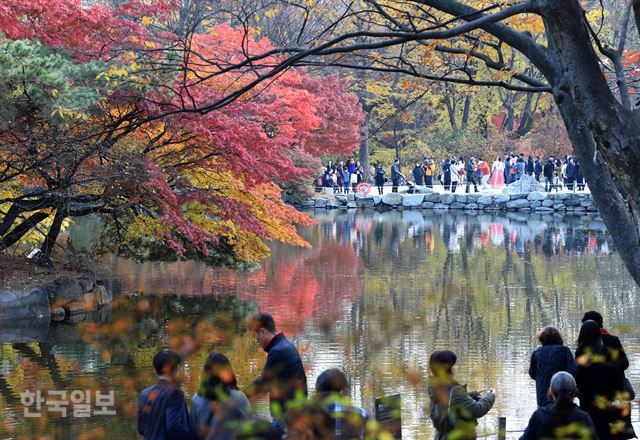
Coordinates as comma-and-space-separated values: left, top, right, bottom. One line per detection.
0, 204, 23, 238
359, 111, 371, 182
0, 212, 50, 249
461, 95, 471, 130
633, 0, 640, 39
514, 93, 535, 137
444, 96, 458, 132
541, 0, 640, 284
40, 209, 65, 261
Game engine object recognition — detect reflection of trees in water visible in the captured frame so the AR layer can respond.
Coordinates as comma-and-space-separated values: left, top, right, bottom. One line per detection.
306, 210, 639, 438
0, 294, 259, 439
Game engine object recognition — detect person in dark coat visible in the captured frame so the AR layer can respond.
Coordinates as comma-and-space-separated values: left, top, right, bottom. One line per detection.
442, 159, 451, 192
137, 349, 195, 440
504, 156, 512, 184
246, 313, 308, 434
315, 369, 368, 439
391, 158, 401, 193
581, 311, 631, 396
374, 163, 386, 195
543, 157, 555, 192
575, 161, 585, 191
534, 157, 543, 182
529, 326, 577, 407
520, 372, 597, 440
575, 321, 634, 440
465, 158, 478, 193
527, 156, 534, 176
412, 163, 425, 186
565, 159, 577, 191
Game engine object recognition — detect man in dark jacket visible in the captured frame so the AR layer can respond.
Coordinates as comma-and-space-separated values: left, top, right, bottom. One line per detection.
565, 159, 576, 191
534, 157, 543, 182
520, 372, 597, 440
391, 158, 401, 193
137, 349, 195, 440
526, 156, 534, 176
465, 158, 478, 193
543, 157, 555, 192
246, 313, 308, 432
412, 163, 425, 186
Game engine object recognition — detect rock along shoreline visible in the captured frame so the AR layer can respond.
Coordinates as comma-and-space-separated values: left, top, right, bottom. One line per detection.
0, 276, 116, 325
294, 190, 598, 214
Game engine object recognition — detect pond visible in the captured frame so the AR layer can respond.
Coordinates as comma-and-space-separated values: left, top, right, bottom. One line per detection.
2, 210, 640, 439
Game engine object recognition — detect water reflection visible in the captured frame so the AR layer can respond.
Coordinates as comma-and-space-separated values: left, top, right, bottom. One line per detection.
1, 210, 639, 439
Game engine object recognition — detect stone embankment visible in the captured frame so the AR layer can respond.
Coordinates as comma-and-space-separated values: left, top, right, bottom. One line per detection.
297, 190, 598, 214
0, 276, 115, 323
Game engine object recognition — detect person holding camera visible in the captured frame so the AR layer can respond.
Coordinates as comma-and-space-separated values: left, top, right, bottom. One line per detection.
428, 350, 495, 440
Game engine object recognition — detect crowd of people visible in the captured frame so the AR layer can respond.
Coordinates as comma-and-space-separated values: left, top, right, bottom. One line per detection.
317, 160, 366, 194
136, 310, 634, 440
318, 154, 587, 194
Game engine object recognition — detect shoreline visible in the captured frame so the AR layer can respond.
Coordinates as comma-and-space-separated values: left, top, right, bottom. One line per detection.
293, 190, 598, 214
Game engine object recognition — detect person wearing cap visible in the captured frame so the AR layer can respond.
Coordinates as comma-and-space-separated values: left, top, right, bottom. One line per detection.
520, 371, 597, 440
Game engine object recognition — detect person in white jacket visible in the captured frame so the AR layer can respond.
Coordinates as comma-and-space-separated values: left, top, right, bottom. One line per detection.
450, 160, 460, 193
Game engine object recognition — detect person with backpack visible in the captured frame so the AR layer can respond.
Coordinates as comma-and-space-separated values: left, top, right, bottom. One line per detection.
137, 349, 195, 440
429, 350, 495, 440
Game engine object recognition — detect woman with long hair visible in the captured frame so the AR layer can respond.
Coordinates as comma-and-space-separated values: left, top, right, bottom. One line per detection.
190, 352, 252, 439
575, 321, 634, 440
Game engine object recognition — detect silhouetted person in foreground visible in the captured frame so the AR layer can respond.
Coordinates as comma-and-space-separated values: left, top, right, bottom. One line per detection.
137, 349, 195, 439
245, 313, 307, 434
581, 311, 630, 375
428, 349, 495, 440
315, 368, 368, 439
520, 371, 597, 440
575, 321, 635, 440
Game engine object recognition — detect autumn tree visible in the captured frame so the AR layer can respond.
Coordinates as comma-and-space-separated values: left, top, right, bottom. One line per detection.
0, 0, 364, 267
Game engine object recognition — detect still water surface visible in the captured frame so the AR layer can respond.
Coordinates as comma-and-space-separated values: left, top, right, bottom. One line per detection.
2, 210, 640, 439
